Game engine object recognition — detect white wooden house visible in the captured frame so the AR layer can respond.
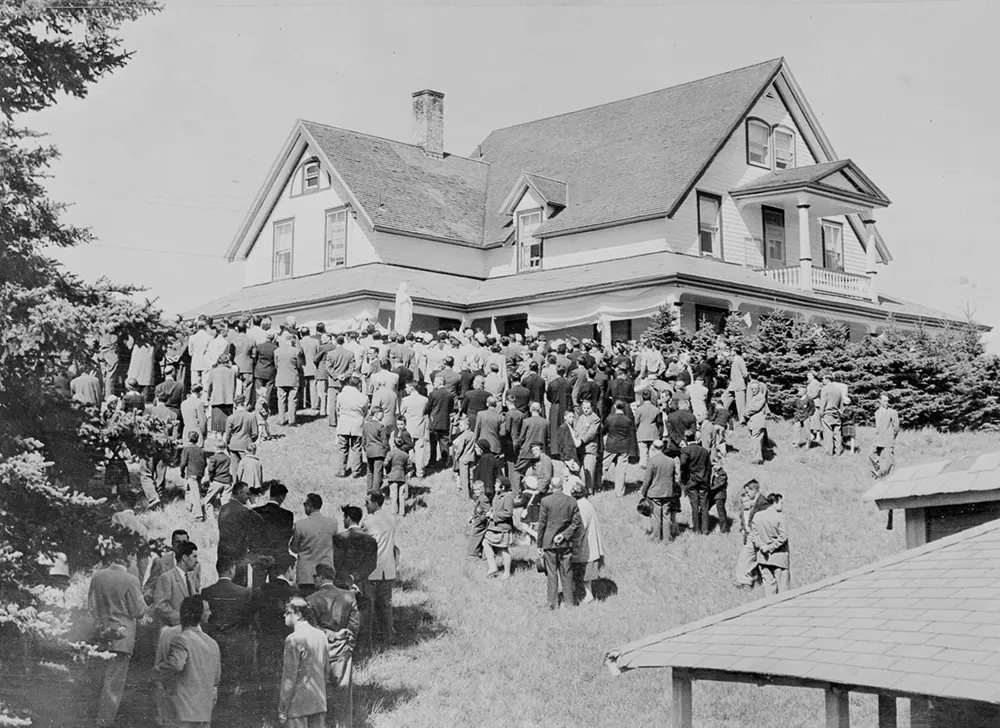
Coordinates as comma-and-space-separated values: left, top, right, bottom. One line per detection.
189, 59, 967, 338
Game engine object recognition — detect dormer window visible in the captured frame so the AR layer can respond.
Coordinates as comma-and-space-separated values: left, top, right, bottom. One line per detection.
747, 119, 771, 168
303, 160, 320, 192
773, 126, 795, 170
517, 209, 543, 271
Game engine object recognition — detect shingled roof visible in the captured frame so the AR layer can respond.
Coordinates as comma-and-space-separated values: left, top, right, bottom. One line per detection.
864, 451, 1000, 508
301, 121, 489, 245
605, 517, 1000, 704
477, 58, 783, 244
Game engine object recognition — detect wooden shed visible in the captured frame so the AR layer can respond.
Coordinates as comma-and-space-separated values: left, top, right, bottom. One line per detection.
864, 451, 1000, 548
605, 519, 1000, 728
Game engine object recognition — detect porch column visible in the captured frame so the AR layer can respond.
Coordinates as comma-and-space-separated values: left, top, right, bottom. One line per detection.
797, 202, 813, 292
863, 214, 878, 302
825, 687, 850, 728
671, 670, 693, 728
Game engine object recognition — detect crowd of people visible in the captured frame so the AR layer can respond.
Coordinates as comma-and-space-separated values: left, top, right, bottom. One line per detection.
80, 310, 903, 726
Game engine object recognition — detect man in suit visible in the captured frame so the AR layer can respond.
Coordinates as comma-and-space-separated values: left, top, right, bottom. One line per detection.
680, 434, 713, 535
153, 540, 201, 627
201, 556, 251, 717
218, 481, 265, 587
335, 376, 368, 478
640, 440, 681, 542
290, 493, 339, 594
400, 380, 429, 478
254, 480, 295, 560
634, 389, 662, 468
363, 492, 398, 646
607, 368, 635, 418
751, 493, 790, 595
436, 355, 462, 400
473, 395, 504, 457
250, 554, 300, 700
307, 563, 359, 728
278, 597, 330, 727
502, 393, 526, 492
180, 384, 207, 446
521, 360, 546, 414
145, 529, 202, 604
154, 596, 221, 727
224, 394, 258, 477
819, 373, 845, 457
274, 335, 302, 426
603, 400, 636, 497
425, 373, 454, 471
535, 479, 583, 610
298, 326, 320, 413
325, 335, 357, 427
88, 547, 147, 727
745, 380, 769, 465
728, 346, 749, 424
870, 393, 900, 479
228, 318, 257, 407
513, 400, 549, 486
574, 399, 601, 492
254, 330, 279, 416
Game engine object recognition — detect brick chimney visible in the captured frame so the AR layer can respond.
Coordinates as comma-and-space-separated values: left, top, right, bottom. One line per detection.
412, 89, 444, 158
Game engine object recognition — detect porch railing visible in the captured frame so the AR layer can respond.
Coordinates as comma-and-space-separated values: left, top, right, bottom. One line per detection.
755, 265, 871, 299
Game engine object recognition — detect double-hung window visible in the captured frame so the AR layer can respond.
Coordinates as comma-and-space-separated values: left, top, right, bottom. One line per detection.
747, 119, 771, 168
303, 161, 320, 192
517, 210, 543, 270
697, 192, 722, 257
821, 220, 844, 272
272, 219, 294, 279
325, 208, 347, 269
773, 127, 795, 170
762, 206, 786, 268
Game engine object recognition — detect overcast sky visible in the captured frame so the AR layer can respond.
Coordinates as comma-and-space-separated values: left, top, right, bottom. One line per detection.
36, 0, 999, 344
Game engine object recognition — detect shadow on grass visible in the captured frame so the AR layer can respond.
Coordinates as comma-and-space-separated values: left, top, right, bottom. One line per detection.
354, 680, 419, 728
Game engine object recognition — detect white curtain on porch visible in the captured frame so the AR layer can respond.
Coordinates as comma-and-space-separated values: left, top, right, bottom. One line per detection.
526, 286, 669, 335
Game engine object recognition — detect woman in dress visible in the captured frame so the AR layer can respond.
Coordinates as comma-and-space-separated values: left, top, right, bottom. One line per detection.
205, 352, 237, 433
569, 476, 605, 603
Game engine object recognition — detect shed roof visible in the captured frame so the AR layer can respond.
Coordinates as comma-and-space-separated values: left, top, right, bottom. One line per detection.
606, 518, 1000, 703
864, 451, 1000, 509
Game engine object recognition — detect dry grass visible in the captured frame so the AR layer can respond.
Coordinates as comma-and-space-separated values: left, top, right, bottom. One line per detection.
27, 418, 999, 727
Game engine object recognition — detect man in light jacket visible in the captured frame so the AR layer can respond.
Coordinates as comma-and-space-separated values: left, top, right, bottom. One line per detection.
155, 596, 221, 727
290, 493, 339, 595
751, 493, 790, 595
363, 491, 398, 646
274, 336, 302, 426
728, 347, 749, 424
335, 376, 368, 478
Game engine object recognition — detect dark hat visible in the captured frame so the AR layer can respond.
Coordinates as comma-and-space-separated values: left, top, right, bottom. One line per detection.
477, 438, 492, 453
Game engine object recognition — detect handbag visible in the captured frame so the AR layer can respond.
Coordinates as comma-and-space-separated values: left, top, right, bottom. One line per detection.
637, 498, 654, 517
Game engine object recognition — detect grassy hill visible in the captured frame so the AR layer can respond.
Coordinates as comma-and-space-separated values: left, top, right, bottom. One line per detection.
19, 419, 998, 728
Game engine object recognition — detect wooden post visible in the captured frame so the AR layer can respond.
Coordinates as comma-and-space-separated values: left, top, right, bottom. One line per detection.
910, 697, 931, 728
877, 694, 897, 728
904, 508, 927, 549
672, 669, 693, 728
797, 202, 813, 292
863, 214, 878, 302
825, 687, 850, 728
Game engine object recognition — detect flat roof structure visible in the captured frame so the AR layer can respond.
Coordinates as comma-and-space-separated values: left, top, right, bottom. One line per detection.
605, 518, 1000, 727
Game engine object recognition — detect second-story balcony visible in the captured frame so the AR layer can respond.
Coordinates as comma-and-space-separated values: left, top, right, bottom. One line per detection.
755, 265, 873, 300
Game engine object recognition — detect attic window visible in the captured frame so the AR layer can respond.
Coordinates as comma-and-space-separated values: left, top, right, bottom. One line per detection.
303, 161, 320, 192
746, 119, 770, 168
773, 126, 795, 170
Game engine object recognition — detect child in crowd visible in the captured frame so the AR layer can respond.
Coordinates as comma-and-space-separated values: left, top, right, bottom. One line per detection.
384, 436, 412, 517
394, 415, 414, 453
255, 386, 274, 441
466, 480, 490, 558
179, 431, 207, 521
203, 438, 233, 512
709, 455, 730, 534
236, 440, 264, 492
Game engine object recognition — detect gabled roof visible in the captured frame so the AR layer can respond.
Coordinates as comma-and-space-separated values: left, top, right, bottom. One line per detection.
499, 172, 568, 216
605, 518, 1000, 705
730, 159, 891, 207
477, 58, 784, 244
865, 451, 1000, 509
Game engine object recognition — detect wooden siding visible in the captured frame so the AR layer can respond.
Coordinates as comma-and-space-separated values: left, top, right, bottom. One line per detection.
376, 231, 486, 277
244, 145, 379, 287
668, 84, 868, 276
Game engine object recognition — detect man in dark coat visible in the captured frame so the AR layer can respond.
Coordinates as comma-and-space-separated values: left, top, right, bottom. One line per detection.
640, 439, 680, 541
607, 368, 635, 418
546, 366, 573, 446
472, 396, 504, 456
425, 374, 454, 470
535, 483, 582, 610
332, 506, 378, 650
201, 555, 251, 715
253, 481, 295, 560
603, 400, 637, 496
253, 331, 279, 415
521, 361, 546, 414
217, 481, 265, 587
680, 435, 713, 534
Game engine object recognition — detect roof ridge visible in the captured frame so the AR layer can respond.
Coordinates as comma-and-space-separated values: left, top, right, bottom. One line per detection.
523, 171, 567, 184
607, 516, 1000, 665
298, 119, 491, 166
483, 58, 784, 137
